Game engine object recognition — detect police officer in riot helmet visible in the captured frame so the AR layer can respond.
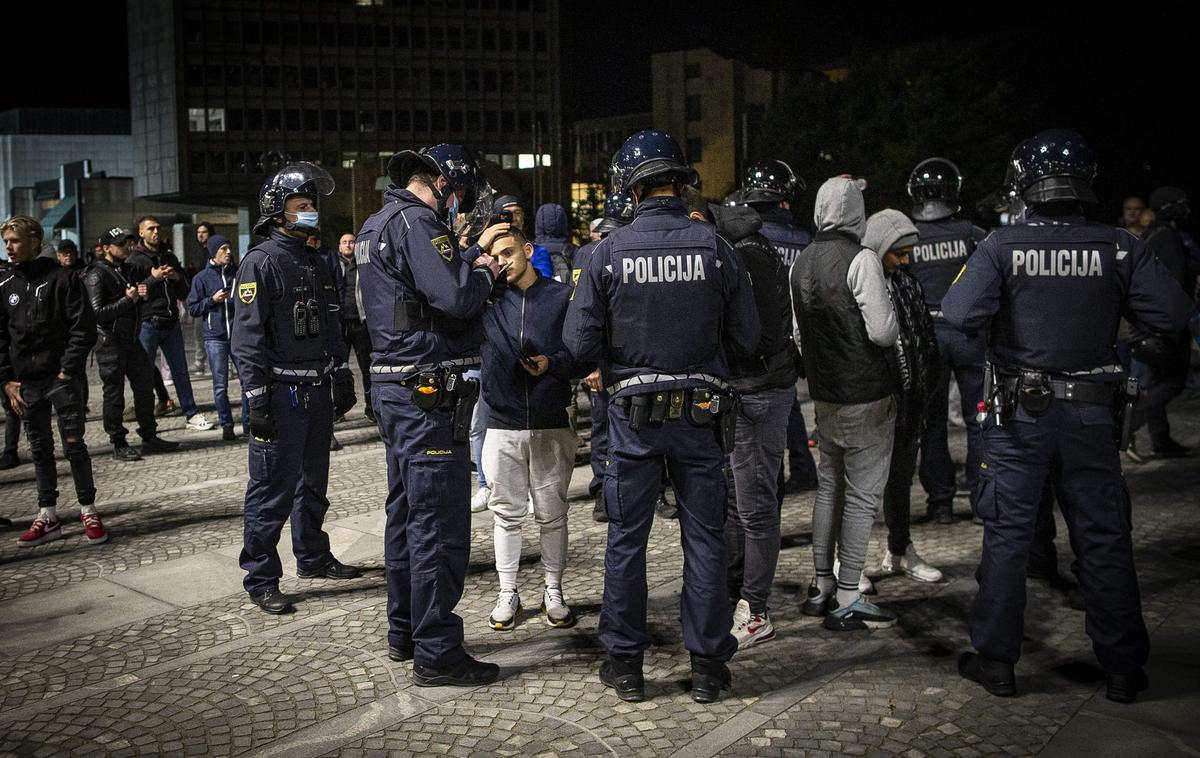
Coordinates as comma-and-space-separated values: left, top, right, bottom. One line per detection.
943, 129, 1192, 703
905, 157, 989, 524
739, 159, 819, 494
356, 144, 504, 687
564, 130, 760, 703
231, 162, 361, 616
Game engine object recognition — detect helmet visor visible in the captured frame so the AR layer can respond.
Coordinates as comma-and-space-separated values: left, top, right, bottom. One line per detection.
277, 162, 335, 197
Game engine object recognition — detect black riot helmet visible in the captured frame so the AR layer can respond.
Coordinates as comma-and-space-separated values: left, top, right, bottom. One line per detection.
1148, 186, 1190, 221
1009, 129, 1098, 205
595, 190, 636, 235
253, 161, 335, 236
741, 159, 805, 205
610, 130, 698, 195
387, 143, 485, 214
907, 157, 963, 221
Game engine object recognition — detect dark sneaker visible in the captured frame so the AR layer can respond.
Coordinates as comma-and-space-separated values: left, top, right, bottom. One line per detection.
933, 504, 955, 525
958, 652, 1016, 697
655, 496, 678, 520
412, 654, 499, 687
297, 558, 362, 580
690, 662, 732, 704
249, 589, 298, 614
0, 517, 12, 528
222, 426, 236, 441
155, 399, 179, 417
599, 659, 645, 702
801, 580, 837, 617
1105, 668, 1148, 703
823, 595, 897, 631
0, 450, 20, 470
112, 443, 142, 462
388, 643, 414, 662
140, 435, 180, 453
1152, 439, 1189, 457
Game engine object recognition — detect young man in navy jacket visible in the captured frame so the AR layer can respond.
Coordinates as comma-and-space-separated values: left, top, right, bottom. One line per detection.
187, 235, 248, 440
479, 225, 584, 632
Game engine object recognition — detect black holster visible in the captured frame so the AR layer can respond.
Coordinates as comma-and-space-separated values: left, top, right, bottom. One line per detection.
1118, 376, 1139, 451
445, 372, 479, 444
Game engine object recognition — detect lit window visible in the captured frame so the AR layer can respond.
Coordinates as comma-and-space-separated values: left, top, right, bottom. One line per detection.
188, 108, 206, 132
541, 154, 552, 167
206, 108, 226, 132
501, 155, 517, 169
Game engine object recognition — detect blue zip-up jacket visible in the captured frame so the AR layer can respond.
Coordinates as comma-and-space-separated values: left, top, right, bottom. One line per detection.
482, 274, 583, 430
187, 260, 236, 341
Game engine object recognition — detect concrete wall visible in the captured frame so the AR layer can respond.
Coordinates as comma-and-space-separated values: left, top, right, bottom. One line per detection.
0, 134, 133, 219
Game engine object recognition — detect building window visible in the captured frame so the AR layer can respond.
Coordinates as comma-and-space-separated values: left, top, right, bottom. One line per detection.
225, 65, 243, 87
413, 110, 428, 132
484, 110, 498, 132
378, 110, 393, 131
303, 109, 319, 131
397, 110, 411, 131
357, 24, 374, 46
395, 26, 409, 47
685, 63, 701, 79
431, 68, 445, 92
501, 154, 517, 170
686, 95, 702, 121
358, 67, 373, 90
517, 30, 530, 50
466, 70, 481, 92
534, 30, 547, 53
246, 109, 263, 130
262, 23, 279, 45
449, 110, 463, 132
266, 110, 282, 131
301, 23, 318, 45
465, 28, 480, 50
244, 21, 261, 44
302, 66, 318, 88
432, 110, 446, 132
341, 110, 355, 131
228, 108, 244, 130
483, 70, 498, 92
340, 67, 355, 89
285, 109, 301, 131
187, 108, 206, 132
482, 29, 496, 50
209, 152, 227, 174
186, 65, 203, 87
467, 110, 481, 132
323, 110, 338, 131
339, 23, 354, 46
376, 26, 391, 46
284, 66, 299, 87
500, 70, 514, 93
321, 67, 337, 89
206, 64, 221, 87
687, 138, 703, 164
359, 110, 376, 133
206, 108, 225, 132
501, 111, 515, 133
189, 152, 207, 174
246, 65, 262, 88
412, 27, 426, 48
519, 111, 531, 133
376, 68, 392, 89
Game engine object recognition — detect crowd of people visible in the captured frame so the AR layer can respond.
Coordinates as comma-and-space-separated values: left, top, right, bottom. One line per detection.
1, 126, 1196, 706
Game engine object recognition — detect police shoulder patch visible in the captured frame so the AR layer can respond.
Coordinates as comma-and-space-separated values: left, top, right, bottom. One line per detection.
238, 282, 257, 304
430, 235, 454, 262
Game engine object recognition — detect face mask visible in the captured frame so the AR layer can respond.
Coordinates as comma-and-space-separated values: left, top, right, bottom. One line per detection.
446, 193, 460, 228
292, 211, 319, 229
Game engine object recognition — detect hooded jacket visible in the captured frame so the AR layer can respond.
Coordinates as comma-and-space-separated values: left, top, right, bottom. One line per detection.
534, 204, 575, 283
0, 256, 96, 383
864, 210, 938, 416
791, 177, 898, 404
187, 235, 236, 341
711, 203, 799, 393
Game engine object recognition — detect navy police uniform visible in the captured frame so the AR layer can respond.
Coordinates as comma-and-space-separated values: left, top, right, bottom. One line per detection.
943, 208, 1192, 678
232, 230, 349, 594
357, 183, 494, 670
910, 217, 988, 516
564, 193, 760, 672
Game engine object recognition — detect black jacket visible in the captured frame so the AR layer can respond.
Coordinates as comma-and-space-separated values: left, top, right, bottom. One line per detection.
712, 204, 799, 394
127, 243, 189, 324
337, 255, 362, 320
888, 268, 939, 419
0, 256, 96, 383
83, 257, 142, 344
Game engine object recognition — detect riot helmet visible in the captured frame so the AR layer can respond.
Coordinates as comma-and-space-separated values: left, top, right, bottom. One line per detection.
742, 159, 805, 205
253, 161, 335, 236
1009, 129, 1098, 205
595, 190, 636, 235
610, 130, 697, 196
387, 144, 484, 217
907, 157, 963, 221
1148, 186, 1190, 221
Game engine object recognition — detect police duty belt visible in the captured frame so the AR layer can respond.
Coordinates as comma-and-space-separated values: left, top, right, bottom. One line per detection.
606, 372, 731, 396
370, 356, 480, 380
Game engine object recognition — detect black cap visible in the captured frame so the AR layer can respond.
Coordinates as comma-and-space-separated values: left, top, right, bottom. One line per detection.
99, 227, 136, 246
56, 239, 79, 252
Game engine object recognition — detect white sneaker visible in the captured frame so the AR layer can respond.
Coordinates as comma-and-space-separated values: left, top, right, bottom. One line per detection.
731, 598, 776, 649
541, 586, 577, 628
488, 589, 520, 631
834, 558, 876, 595
186, 413, 214, 431
471, 486, 492, 513
881, 543, 944, 583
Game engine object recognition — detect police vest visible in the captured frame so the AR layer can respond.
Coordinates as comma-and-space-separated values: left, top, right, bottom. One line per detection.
910, 218, 980, 310
760, 220, 812, 269
606, 214, 724, 374
257, 241, 338, 370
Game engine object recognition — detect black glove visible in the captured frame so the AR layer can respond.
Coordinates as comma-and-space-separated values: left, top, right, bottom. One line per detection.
333, 368, 357, 417
249, 406, 276, 441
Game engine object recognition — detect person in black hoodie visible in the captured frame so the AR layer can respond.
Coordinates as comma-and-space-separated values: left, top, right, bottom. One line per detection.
1, 216, 106, 547
84, 228, 179, 461
479, 224, 583, 633
683, 187, 798, 650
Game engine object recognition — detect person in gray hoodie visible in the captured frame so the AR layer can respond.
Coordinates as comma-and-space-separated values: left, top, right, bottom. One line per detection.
533, 203, 575, 284
792, 176, 900, 631
862, 210, 944, 586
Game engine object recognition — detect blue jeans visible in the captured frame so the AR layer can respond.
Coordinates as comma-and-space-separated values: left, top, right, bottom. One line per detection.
204, 339, 250, 430
139, 320, 199, 418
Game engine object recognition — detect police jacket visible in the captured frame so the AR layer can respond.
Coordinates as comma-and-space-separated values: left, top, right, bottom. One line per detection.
1142, 221, 1194, 301
83, 257, 141, 344
482, 275, 581, 430
337, 255, 362, 320
187, 261, 235, 341
757, 205, 812, 269
230, 231, 347, 409
0, 256, 96, 383
909, 218, 987, 312
563, 195, 760, 399
127, 243, 189, 325
711, 203, 799, 394
941, 205, 1194, 381
791, 178, 898, 404
355, 187, 495, 379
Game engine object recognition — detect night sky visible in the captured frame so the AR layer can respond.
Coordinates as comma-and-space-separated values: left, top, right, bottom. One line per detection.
9, 3, 1195, 205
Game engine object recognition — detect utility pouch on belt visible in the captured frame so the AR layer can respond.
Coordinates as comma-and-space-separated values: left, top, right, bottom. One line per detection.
628, 394, 650, 431
685, 389, 718, 426
649, 392, 668, 424
446, 373, 479, 444
1017, 371, 1052, 415
1118, 376, 1139, 451
412, 371, 444, 411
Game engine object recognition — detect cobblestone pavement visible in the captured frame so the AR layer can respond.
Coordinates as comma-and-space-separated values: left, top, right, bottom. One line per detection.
1, 364, 1198, 757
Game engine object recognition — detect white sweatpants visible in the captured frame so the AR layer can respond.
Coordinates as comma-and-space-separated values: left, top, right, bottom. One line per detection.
481, 427, 576, 591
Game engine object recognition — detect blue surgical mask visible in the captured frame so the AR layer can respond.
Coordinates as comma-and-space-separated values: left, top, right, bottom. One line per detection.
292, 211, 319, 229
446, 194, 460, 228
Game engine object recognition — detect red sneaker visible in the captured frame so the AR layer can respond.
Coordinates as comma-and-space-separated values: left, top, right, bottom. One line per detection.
80, 511, 109, 545
17, 516, 63, 547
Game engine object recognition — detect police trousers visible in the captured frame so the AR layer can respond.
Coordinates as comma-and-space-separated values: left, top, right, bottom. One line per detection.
971, 399, 1149, 673
599, 400, 738, 663
587, 388, 609, 497
18, 377, 95, 508
240, 383, 335, 594
373, 381, 471, 669
920, 321, 985, 511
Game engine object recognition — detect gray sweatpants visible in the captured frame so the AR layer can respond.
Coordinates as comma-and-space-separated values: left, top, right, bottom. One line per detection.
811, 396, 896, 595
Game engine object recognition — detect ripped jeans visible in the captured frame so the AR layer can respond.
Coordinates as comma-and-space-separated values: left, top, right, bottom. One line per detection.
19, 376, 95, 507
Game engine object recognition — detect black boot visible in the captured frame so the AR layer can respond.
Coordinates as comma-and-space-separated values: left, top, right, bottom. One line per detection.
599, 655, 645, 702
412, 653, 499, 687
249, 588, 298, 615
690, 656, 732, 703
958, 652, 1015, 697
1105, 669, 1148, 703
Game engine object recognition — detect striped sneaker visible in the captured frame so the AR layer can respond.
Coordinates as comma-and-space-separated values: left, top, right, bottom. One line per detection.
823, 595, 897, 631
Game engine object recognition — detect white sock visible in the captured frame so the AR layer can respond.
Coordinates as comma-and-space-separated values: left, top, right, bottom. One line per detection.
816, 575, 835, 595
837, 588, 861, 608
80, 504, 97, 516
38, 506, 58, 522
544, 573, 563, 591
